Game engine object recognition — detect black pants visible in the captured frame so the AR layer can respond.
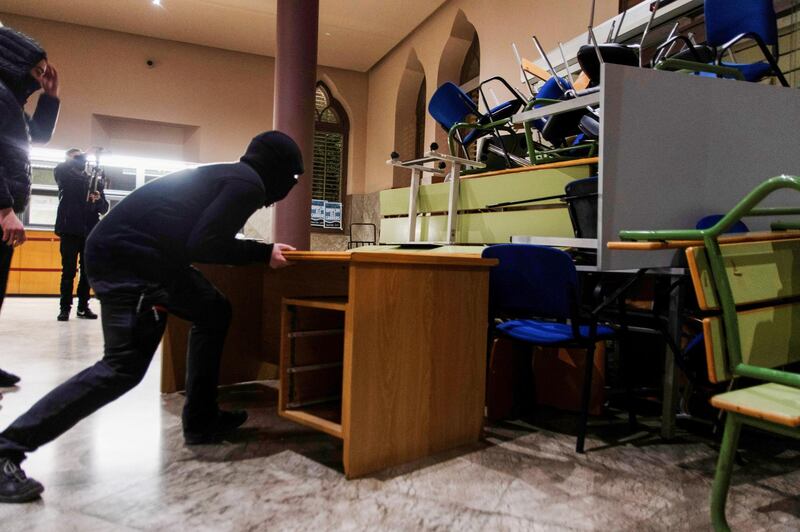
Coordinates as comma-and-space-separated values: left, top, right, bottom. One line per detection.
0, 241, 12, 312
59, 234, 91, 311
0, 267, 232, 462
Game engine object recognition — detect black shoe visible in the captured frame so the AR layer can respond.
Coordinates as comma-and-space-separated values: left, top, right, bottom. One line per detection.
76, 307, 97, 320
57, 309, 69, 321
0, 369, 20, 387
184, 410, 248, 445
0, 458, 43, 503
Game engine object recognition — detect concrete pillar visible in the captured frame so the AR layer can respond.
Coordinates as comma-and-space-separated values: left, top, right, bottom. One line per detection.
273, 0, 319, 249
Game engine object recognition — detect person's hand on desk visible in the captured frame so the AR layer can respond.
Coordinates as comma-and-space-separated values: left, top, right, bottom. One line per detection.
269, 243, 295, 269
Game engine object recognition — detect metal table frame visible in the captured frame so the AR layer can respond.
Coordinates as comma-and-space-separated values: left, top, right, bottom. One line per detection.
386, 151, 485, 244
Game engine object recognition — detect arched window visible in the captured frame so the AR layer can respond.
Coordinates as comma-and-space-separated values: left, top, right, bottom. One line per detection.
459, 33, 480, 158
414, 77, 426, 159
460, 32, 480, 89
312, 82, 349, 229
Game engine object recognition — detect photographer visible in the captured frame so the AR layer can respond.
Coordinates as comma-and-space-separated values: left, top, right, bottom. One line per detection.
54, 148, 108, 321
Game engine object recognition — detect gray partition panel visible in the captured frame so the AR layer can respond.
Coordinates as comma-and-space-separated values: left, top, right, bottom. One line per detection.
599, 64, 800, 270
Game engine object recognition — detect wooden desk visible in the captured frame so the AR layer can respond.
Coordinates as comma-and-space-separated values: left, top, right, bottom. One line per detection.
163, 248, 497, 478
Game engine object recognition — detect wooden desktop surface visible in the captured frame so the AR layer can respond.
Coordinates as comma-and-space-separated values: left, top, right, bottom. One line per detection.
462, 157, 599, 180
282, 248, 497, 266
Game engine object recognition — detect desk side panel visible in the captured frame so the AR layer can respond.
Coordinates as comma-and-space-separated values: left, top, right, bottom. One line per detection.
342, 262, 489, 478
162, 261, 350, 393
161, 264, 265, 393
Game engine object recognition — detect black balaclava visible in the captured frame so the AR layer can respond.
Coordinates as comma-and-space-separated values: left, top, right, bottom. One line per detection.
240, 131, 304, 206
0, 27, 47, 105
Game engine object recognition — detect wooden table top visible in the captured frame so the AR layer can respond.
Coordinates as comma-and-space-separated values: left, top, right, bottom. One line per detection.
607, 230, 800, 250
461, 157, 599, 180
282, 248, 498, 267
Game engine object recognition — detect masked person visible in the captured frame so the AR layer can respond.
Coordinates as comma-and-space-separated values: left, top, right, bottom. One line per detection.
0, 27, 60, 388
54, 148, 108, 321
0, 131, 303, 503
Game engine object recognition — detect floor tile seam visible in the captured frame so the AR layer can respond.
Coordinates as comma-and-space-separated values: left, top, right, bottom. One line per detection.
375, 483, 548, 524
33, 503, 150, 532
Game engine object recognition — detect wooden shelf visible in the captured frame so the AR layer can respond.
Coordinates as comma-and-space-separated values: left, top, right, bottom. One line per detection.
284, 296, 348, 312
281, 407, 343, 439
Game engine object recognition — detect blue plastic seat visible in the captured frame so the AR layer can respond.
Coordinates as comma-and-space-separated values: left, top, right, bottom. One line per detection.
482, 244, 615, 453
429, 81, 522, 148
462, 99, 522, 145
498, 320, 614, 344
718, 61, 774, 83
704, 0, 788, 86
695, 214, 750, 233
530, 76, 569, 132
428, 82, 478, 132
428, 78, 525, 167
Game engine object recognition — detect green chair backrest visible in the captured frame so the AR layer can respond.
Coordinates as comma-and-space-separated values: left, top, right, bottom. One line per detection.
616, 176, 800, 388
619, 176, 800, 387
686, 238, 800, 383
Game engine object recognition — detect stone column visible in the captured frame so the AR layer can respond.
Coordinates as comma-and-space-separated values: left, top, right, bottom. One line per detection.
272, 0, 319, 249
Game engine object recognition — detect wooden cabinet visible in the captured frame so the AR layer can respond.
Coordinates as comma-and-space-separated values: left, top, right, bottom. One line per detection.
8, 230, 61, 295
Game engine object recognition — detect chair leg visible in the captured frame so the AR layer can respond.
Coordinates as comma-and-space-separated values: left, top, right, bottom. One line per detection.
576, 343, 596, 453
616, 299, 636, 428
511, 342, 535, 418
622, 337, 637, 428
710, 413, 741, 532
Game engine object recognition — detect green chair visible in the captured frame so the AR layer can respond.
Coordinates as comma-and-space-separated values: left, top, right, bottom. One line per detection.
618, 175, 800, 532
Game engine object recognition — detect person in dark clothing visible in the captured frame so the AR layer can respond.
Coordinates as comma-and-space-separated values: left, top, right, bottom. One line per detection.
0, 130, 302, 503
0, 27, 60, 388
54, 148, 108, 321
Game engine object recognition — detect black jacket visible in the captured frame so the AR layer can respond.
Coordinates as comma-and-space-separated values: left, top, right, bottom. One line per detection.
86, 163, 274, 297
0, 28, 60, 213
54, 159, 109, 237
85, 131, 303, 298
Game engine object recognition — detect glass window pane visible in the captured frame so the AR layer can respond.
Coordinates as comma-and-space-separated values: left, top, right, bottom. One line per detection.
103, 166, 137, 192
107, 197, 125, 211
31, 166, 56, 186
312, 131, 343, 203
320, 108, 338, 123
28, 193, 59, 226
144, 169, 171, 184
315, 86, 329, 113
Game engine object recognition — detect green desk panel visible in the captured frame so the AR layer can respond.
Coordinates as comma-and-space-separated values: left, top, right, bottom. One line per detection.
379, 165, 592, 216
380, 208, 573, 244
689, 238, 800, 310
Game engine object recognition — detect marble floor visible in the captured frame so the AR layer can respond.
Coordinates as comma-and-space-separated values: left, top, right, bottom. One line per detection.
0, 298, 799, 531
